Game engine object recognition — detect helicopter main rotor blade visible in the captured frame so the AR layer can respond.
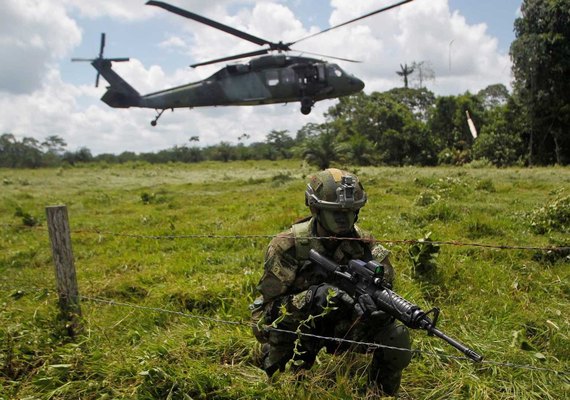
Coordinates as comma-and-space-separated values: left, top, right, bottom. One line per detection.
146, 1, 283, 49
292, 49, 361, 63
292, 0, 415, 45
190, 49, 269, 68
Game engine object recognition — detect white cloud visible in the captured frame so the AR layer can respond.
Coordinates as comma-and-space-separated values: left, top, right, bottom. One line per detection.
158, 35, 189, 51
0, 0, 81, 93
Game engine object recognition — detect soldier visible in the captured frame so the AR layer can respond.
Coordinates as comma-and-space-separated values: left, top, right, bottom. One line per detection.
252, 168, 412, 395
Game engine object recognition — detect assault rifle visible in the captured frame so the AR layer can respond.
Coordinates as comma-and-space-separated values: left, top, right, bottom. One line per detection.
308, 249, 483, 362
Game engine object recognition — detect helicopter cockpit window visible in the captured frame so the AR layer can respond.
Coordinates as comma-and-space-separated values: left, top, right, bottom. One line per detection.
328, 65, 343, 77
265, 70, 280, 86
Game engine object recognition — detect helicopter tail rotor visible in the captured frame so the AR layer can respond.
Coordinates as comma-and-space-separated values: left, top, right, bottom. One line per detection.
71, 33, 130, 87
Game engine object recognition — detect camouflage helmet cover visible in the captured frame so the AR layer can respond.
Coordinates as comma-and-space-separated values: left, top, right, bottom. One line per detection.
305, 168, 367, 210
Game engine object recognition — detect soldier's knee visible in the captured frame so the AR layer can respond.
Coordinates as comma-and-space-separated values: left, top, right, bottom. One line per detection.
374, 323, 412, 370
260, 343, 292, 377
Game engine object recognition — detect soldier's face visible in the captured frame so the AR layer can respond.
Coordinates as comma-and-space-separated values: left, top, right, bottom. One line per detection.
319, 209, 355, 235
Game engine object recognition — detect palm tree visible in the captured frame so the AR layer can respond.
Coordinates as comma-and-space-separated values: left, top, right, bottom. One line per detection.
396, 63, 415, 88
296, 126, 340, 170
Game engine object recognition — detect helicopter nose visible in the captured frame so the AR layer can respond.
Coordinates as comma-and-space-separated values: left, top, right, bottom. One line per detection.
351, 77, 365, 91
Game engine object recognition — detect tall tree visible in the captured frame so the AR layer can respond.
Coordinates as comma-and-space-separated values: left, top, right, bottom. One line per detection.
326, 92, 437, 166
396, 63, 415, 89
472, 105, 524, 166
411, 61, 435, 88
510, 0, 570, 165
386, 87, 436, 122
477, 84, 510, 110
41, 135, 67, 155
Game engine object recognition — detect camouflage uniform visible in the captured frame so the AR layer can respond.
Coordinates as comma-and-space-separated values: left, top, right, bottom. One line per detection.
252, 169, 412, 395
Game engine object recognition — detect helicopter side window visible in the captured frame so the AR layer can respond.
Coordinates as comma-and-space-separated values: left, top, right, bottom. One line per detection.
266, 70, 279, 86
317, 64, 326, 82
281, 68, 295, 84
307, 67, 318, 82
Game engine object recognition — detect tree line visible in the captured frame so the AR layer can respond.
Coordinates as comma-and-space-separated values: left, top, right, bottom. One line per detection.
0, 82, 561, 169
1, 0, 568, 169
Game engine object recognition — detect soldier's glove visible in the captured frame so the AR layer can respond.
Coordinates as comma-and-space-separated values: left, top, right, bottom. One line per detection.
354, 293, 390, 322
306, 284, 354, 314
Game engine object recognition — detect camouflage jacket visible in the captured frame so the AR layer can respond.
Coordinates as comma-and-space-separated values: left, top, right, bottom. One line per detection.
256, 217, 394, 324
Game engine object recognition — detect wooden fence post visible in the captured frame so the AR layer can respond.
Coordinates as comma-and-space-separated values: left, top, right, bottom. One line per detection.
46, 205, 82, 336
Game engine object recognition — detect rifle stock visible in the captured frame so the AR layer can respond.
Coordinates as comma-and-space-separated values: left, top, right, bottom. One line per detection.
308, 249, 483, 362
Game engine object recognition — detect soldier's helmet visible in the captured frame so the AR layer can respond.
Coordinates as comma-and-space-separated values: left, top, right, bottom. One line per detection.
305, 168, 367, 211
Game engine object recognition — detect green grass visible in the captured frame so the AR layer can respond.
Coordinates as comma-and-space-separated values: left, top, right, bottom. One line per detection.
1, 160, 569, 399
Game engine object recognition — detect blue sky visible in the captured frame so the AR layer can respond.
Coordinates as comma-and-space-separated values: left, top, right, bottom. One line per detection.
1, 0, 522, 155
449, 0, 520, 52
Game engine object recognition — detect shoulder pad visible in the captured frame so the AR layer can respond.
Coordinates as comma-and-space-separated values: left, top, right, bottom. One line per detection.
292, 219, 312, 241
270, 229, 295, 253
292, 219, 314, 260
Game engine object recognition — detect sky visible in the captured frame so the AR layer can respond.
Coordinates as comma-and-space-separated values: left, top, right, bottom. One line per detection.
0, 0, 522, 155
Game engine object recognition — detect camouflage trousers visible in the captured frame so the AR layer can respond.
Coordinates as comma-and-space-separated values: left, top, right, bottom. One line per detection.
252, 307, 412, 394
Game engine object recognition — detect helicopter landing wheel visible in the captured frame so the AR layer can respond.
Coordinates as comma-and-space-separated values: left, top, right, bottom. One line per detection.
300, 97, 313, 115
151, 108, 167, 126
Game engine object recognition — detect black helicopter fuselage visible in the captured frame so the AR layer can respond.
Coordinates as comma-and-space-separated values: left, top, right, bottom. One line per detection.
98, 55, 364, 114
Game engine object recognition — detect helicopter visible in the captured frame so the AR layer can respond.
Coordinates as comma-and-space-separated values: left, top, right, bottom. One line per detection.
72, 0, 415, 126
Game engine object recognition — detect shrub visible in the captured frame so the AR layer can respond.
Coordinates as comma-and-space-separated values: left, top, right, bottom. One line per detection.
414, 190, 440, 206
408, 232, 440, 281
14, 206, 40, 227
528, 194, 570, 234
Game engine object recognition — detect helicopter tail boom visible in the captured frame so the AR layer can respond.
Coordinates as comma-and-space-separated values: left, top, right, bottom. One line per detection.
92, 59, 141, 108
72, 33, 141, 108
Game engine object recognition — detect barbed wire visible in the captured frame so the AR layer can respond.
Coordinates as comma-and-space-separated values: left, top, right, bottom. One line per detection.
1, 284, 567, 376
77, 295, 569, 376
84, 229, 570, 252
2, 223, 568, 252
3, 212, 568, 379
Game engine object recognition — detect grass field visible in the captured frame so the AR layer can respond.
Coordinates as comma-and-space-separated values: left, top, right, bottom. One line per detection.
1, 160, 569, 399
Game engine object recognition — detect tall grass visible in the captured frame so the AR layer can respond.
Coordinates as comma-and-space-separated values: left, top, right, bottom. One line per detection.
1, 161, 569, 399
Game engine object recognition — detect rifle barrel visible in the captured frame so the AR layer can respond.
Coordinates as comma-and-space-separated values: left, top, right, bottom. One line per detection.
428, 326, 483, 362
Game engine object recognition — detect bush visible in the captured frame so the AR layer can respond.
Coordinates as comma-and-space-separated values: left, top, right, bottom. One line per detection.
14, 206, 40, 227
414, 190, 440, 206
528, 194, 570, 234
408, 232, 440, 281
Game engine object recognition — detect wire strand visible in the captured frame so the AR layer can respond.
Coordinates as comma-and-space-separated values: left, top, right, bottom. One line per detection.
2, 223, 568, 252
79, 295, 569, 376
1, 284, 566, 376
